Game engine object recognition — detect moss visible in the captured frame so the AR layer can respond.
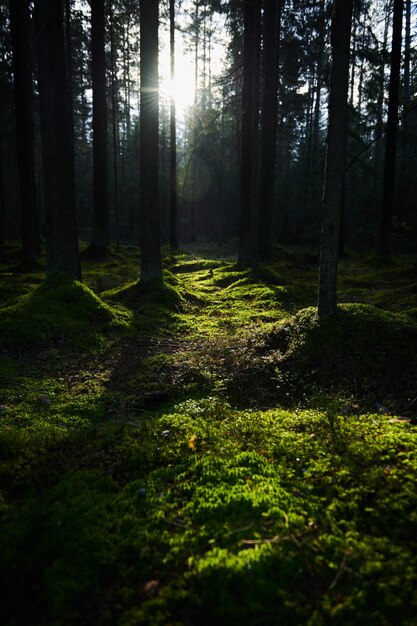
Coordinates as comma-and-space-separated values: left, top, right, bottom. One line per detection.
269, 303, 417, 411
0, 356, 20, 384
103, 276, 183, 309
3, 398, 417, 626
3, 245, 417, 625
0, 274, 131, 349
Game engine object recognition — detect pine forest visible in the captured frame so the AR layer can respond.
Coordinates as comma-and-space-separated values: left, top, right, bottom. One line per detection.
1, 1, 417, 624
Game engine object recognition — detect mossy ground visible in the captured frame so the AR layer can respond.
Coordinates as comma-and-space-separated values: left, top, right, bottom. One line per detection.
1, 242, 417, 625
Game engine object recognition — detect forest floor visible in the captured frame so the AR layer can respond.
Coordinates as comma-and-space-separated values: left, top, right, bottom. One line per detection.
1, 242, 417, 626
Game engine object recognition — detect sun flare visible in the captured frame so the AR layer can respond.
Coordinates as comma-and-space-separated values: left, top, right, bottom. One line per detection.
169, 60, 196, 111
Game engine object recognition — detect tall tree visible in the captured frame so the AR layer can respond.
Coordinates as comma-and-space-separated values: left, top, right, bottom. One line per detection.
318, 0, 353, 319
34, 0, 81, 279
139, 0, 162, 282
88, 0, 109, 255
258, 0, 282, 260
109, 1, 120, 249
238, 0, 261, 267
169, 0, 178, 249
64, 0, 74, 130
402, 0, 411, 130
378, 0, 404, 257
0, 148, 4, 244
9, 0, 40, 263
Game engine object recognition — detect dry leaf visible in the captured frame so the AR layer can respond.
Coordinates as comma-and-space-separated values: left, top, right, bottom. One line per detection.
188, 434, 197, 450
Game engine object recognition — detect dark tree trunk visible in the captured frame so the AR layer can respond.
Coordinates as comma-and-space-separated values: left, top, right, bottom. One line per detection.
9, 0, 40, 262
0, 147, 5, 244
374, 2, 390, 186
238, 0, 261, 267
258, 0, 282, 261
110, 2, 119, 250
64, 0, 74, 130
378, 0, 403, 258
402, 0, 411, 130
139, 0, 162, 282
251, 0, 261, 274
189, 0, 200, 243
89, 0, 109, 255
34, 0, 81, 279
169, 0, 178, 249
318, 0, 353, 319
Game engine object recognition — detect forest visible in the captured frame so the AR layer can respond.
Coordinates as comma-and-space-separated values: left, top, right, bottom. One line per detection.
1, 0, 417, 624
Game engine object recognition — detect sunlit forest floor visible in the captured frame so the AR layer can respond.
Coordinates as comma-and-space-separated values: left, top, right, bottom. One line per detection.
1, 242, 417, 626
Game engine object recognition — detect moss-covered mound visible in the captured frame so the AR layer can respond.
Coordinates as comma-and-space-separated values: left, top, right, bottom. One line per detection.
270, 304, 417, 411
0, 274, 131, 349
103, 274, 185, 310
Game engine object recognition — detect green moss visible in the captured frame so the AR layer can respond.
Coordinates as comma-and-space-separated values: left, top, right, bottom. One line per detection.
0, 274, 131, 349
3, 397, 417, 626
80, 245, 140, 294
0, 356, 20, 384
269, 303, 417, 411
3, 245, 417, 625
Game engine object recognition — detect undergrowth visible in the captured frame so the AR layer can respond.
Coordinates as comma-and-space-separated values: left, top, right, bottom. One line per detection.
1, 243, 417, 626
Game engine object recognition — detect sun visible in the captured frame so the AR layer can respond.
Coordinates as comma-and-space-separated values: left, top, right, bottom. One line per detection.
169, 58, 196, 112
160, 44, 196, 117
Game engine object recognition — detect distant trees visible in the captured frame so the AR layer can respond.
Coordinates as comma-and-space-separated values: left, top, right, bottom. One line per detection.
9, 0, 40, 263
1, 0, 417, 275
34, 0, 81, 279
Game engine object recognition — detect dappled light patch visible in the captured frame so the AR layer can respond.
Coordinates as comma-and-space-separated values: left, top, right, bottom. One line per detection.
103, 276, 184, 309
2, 397, 417, 625
2, 245, 417, 625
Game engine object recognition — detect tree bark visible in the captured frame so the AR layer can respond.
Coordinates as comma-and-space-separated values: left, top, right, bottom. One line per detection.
110, 2, 120, 250
402, 0, 411, 130
258, 0, 282, 261
9, 0, 40, 262
139, 0, 162, 282
89, 0, 109, 255
64, 0, 74, 131
0, 146, 5, 244
169, 0, 178, 249
378, 0, 403, 258
34, 0, 81, 279
238, 0, 261, 267
318, 0, 353, 319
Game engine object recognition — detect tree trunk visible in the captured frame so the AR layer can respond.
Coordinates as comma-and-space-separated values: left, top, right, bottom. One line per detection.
139, 0, 162, 282
89, 0, 109, 255
402, 0, 411, 131
238, 0, 260, 267
318, 0, 353, 319
34, 0, 81, 279
110, 2, 120, 250
190, 0, 200, 243
169, 0, 178, 249
258, 0, 282, 260
251, 0, 261, 274
0, 147, 5, 244
374, 1, 391, 186
9, 0, 40, 263
65, 0, 74, 131
378, 0, 403, 258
